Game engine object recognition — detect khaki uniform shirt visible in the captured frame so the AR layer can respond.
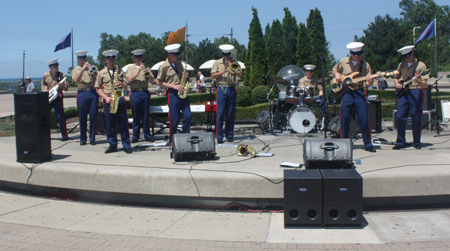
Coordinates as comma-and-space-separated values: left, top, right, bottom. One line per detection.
72, 65, 96, 89
95, 67, 125, 96
394, 59, 429, 89
211, 58, 236, 87
299, 76, 323, 92
333, 57, 372, 88
156, 59, 183, 85
125, 64, 153, 90
43, 71, 66, 93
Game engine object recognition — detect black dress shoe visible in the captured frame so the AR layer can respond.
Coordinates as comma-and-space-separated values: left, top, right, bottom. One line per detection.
61, 138, 68, 142
145, 137, 155, 142
124, 148, 133, 154
90, 141, 96, 145
80, 142, 86, 146
131, 138, 139, 143
365, 146, 377, 152
392, 144, 404, 150
217, 138, 224, 144
227, 137, 234, 142
105, 146, 117, 154
414, 144, 422, 149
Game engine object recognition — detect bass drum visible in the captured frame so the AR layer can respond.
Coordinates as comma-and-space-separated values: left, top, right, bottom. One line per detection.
289, 106, 316, 133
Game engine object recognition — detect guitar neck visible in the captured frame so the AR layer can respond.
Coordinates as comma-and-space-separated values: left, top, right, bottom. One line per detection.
351, 72, 384, 83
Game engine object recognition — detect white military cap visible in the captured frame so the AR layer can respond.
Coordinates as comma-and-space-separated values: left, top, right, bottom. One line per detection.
46, 58, 59, 66
303, 65, 316, 71
165, 44, 181, 55
102, 49, 119, 58
219, 44, 234, 55
75, 51, 88, 57
26, 76, 31, 80
397, 45, 415, 57
346, 42, 364, 56
131, 49, 145, 56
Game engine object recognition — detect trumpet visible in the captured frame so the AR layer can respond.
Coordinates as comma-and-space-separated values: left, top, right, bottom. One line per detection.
236, 144, 258, 158
140, 63, 151, 77
227, 60, 242, 75
89, 64, 97, 73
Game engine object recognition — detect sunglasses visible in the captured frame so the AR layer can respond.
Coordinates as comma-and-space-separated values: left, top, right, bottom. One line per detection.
105, 56, 116, 59
402, 52, 413, 58
134, 55, 143, 58
305, 70, 314, 72
78, 56, 87, 59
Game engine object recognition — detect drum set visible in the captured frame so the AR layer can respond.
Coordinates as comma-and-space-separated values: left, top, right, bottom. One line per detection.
267, 66, 328, 134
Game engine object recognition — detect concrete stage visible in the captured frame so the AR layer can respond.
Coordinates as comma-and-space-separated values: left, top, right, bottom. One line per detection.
1, 121, 450, 209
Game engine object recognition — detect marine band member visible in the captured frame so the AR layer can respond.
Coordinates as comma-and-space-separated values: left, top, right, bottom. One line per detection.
211, 44, 243, 144
126, 49, 154, 143
156, 44, 191, 143
72, 50, 98, 146
95, 50, 132, 154
299, 64, 327, 115
332, 42, 376, 152
43, 58, 69, 141
393, 45, 428, 150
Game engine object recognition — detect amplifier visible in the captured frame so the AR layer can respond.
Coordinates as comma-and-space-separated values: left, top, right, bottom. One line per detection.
303, 138, 353, 169
171, 132, 216, 161
392, 109, 434, 131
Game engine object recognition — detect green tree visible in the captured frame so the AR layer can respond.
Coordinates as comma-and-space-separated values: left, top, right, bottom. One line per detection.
266, 19, 286, 78
282, 7, 298, 65
307, 8, 327, 78
296, 23, 314, 69
245, 7, 266, 89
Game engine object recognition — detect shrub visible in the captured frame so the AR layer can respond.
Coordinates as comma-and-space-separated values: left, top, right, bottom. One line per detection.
236, 86, 252, 107
251, 85, 269, 105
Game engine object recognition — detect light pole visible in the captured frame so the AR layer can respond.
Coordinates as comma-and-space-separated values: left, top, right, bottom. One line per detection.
413, 26, 421, 43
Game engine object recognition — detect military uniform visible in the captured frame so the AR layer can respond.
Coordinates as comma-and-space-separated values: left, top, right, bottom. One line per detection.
394, 59, 428, 148
212, 57, 238, 142
333, 56, 373, 148
157, 58, 191, 139
94, 66, 131, 150
43, 70, 68, 140
72, 65, 98, 145
126, 64, 153, 142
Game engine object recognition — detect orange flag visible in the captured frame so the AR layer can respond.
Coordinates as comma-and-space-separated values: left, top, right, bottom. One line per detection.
166, 26, 186, 45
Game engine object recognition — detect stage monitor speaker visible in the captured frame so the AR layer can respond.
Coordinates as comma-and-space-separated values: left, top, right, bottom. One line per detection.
14, 92, 52, 163
320, 169, 363, 228
96, 110, 107, 134
171, 132, 216, 161
393, 109, 434, 130
256, 110, 270, 129
367, 100, 382, 133
327, 115, 340, 136
303, 138, 353, 169
284, 169, 323, 228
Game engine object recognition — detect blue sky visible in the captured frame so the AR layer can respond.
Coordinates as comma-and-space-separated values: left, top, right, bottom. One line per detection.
1, 0, 447, 79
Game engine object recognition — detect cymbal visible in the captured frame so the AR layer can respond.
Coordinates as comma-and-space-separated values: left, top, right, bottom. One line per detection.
313, 76, 334, 84
269, 75, 289, 85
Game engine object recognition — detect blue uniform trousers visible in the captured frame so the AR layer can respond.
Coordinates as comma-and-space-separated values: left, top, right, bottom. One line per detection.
167, 89, 191, 140
77, 90, 98, 144
340, 89, 373, 147
216, 86, 237, 140
49, 93, 68, 140
395, 88, 423, 146
129, 90, 152, 141
102, 97, 131, 149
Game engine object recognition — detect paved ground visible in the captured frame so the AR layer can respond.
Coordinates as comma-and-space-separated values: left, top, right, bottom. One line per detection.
1, 190, 450, 251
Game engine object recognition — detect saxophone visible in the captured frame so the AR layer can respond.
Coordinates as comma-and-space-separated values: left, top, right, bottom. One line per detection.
109, 66, 124, 114
177, 62, 190, 99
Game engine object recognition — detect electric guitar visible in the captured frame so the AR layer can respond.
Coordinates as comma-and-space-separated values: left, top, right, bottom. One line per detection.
332, 70, 398, 95
395, 69, 430, 99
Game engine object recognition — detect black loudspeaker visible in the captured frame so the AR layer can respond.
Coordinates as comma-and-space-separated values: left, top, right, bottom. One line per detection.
320, 169, 363, 228
96, 110, 107, 134
423, 85, 432, 110
284, 169, 323, 228
14, 92, 52, 163
256, 110, 270, 129
303, 138, 353, 169
327, 115, 340, 135
393, 109, 434, 130
171, 132, 216, 161
367, 100, 382, 133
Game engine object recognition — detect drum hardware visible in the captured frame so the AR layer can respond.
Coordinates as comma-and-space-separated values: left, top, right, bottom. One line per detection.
302, 86, 316, 104
288, 106, 316, 133
285, 85, 301, 104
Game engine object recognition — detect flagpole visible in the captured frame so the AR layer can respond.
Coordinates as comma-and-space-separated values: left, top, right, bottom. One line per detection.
185, 22, 188, 63
434, 16, 437, 77
71, 27, 74, 76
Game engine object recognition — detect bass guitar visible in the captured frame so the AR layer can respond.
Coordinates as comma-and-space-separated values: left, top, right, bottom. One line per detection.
332, 70, 398, 95
395, 69, 430, 99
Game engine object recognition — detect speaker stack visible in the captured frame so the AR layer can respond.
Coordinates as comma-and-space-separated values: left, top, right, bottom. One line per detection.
14, 92, 52, 163
284, 139, 363, 228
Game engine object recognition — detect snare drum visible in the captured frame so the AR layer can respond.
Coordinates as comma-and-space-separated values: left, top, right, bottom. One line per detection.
285, 85, 301, 104
302, 86, 316, 104
288, 106, 316, 133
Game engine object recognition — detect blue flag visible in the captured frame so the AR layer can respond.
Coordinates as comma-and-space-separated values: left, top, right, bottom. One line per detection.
414, 19, 435, 45
54, 32, 71, 52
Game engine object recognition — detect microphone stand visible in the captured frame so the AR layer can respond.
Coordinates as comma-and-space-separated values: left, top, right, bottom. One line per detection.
319, 53, 329, 139
428, 76, 448, 136
263, 46, 286, 135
